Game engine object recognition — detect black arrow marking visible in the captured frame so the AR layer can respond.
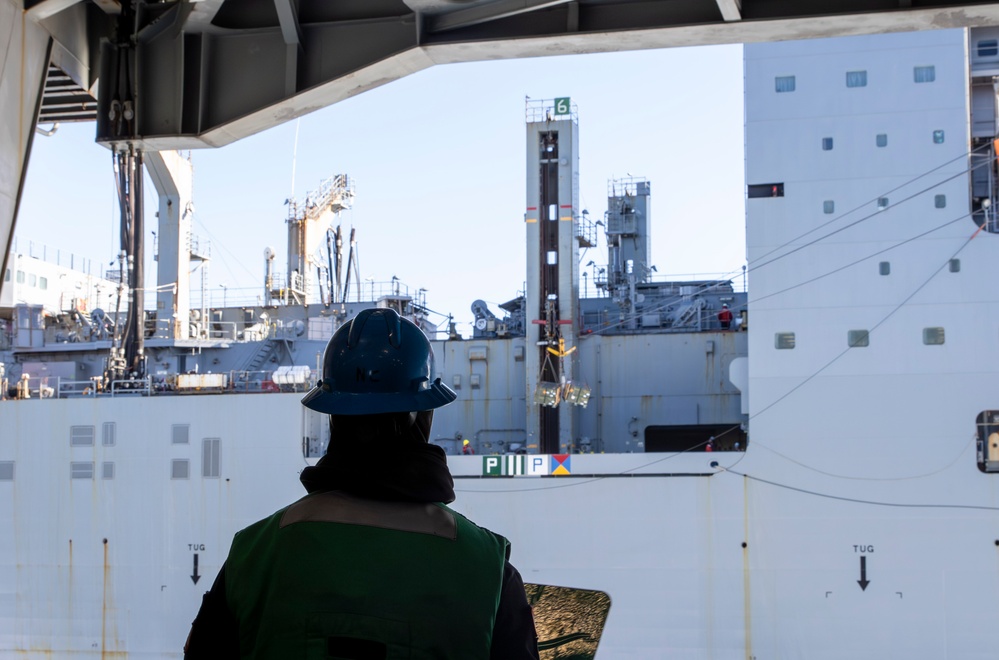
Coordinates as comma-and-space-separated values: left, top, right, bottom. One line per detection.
191, 553, 201, 584
857, 555, 870, 591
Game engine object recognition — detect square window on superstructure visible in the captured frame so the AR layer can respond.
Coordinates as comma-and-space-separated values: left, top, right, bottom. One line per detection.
949, 259, 961, 273
879, 261, 891, 275
978, 40, 998, 57
172, 459, 190, 479
3, 269, 9, 282
848, 330, 870, 348
0, 462, 13, 481
846, 70, 867, 87
775, 76, 796, 93
876, 134, 888, 147
933, 130, 945, 144
172, 424, 190, 444
935, 194, 946, 208
775, 332, 796, 349
823, 200, 835, 214
877, 197, 889, 210
914, 66, 936, 83
822, 137, 833, 151
28, 274, 36, 287
15, 271, 24, 284
923, 327, 945, 345
102, 462, 115, 479
39, 277, 47, 290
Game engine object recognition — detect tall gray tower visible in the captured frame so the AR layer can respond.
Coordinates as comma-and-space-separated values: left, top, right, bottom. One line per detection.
606, 177, 652, 285
524, 99, 589, 454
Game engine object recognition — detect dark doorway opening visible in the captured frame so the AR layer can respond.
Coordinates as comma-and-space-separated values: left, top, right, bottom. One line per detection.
645, 424, 747, 453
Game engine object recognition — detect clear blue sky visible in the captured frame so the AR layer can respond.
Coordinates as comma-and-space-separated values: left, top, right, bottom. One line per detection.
18, 44, 746, 334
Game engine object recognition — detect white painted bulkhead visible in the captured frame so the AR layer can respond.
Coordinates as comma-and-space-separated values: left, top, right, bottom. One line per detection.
742, 28, 999, 659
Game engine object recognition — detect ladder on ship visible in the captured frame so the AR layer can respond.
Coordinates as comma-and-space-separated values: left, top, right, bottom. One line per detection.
241, 339, 277, 373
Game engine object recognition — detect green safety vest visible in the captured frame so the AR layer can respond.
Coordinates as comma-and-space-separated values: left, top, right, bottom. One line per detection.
225, 490, 509, 659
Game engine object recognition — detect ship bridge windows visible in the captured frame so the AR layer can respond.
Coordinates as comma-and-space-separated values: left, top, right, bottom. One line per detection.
645, 425, 747, 453
976, 411, 999, 473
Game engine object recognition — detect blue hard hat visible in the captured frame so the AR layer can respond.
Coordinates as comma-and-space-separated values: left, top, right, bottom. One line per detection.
301, 308, 456, 415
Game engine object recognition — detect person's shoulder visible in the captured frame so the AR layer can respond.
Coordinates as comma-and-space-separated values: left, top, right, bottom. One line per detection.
233, 496, 303, 540
439, 504, 511, 554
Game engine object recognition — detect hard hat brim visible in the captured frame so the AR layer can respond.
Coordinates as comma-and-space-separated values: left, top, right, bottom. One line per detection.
301, 377, 457, 415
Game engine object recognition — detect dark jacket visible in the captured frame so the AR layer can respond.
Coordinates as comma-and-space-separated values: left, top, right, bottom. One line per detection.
184, 438, 539, 659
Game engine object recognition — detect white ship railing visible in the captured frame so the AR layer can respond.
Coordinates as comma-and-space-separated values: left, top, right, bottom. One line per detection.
57, 379, 99, 397
109, 377, 152, 396
3, 371, 313, 401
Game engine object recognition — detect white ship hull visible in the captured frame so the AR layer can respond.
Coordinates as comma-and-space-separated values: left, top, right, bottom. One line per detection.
2, 390, 996, 658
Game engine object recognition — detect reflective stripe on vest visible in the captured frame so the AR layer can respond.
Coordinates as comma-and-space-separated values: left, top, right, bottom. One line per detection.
280, 491, 457, 539
225, 491, 509, 660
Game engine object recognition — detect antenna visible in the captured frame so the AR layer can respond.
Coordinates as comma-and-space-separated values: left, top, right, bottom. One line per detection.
290, 118, 301, 199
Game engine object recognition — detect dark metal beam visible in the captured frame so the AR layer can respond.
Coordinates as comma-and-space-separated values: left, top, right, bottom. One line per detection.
16, 0, 999, 152
716, 0, 741, 22
274, 0, 304, 46
428, 0, 574, 33
274, 0, 304, 96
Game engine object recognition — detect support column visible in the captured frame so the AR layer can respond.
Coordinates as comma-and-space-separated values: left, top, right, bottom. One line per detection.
0, 4, 51, 295
146, 151, 195, 339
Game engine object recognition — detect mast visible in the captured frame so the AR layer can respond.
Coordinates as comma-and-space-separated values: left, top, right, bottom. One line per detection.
524, 98, 588, 454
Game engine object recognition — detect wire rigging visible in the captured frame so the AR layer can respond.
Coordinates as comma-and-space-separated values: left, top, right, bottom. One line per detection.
581, 144, 994, 338
749, 142, 991, 268
748, 224, 980, 424
721, 467, 999, 511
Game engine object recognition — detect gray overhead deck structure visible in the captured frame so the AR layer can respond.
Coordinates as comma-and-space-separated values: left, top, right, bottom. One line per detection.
5, 0, 999, 289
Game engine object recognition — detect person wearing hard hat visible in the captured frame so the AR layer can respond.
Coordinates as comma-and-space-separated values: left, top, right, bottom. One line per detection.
717, 303, 733, 330
462, 438, 475, 455
184, 308, 538, 659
